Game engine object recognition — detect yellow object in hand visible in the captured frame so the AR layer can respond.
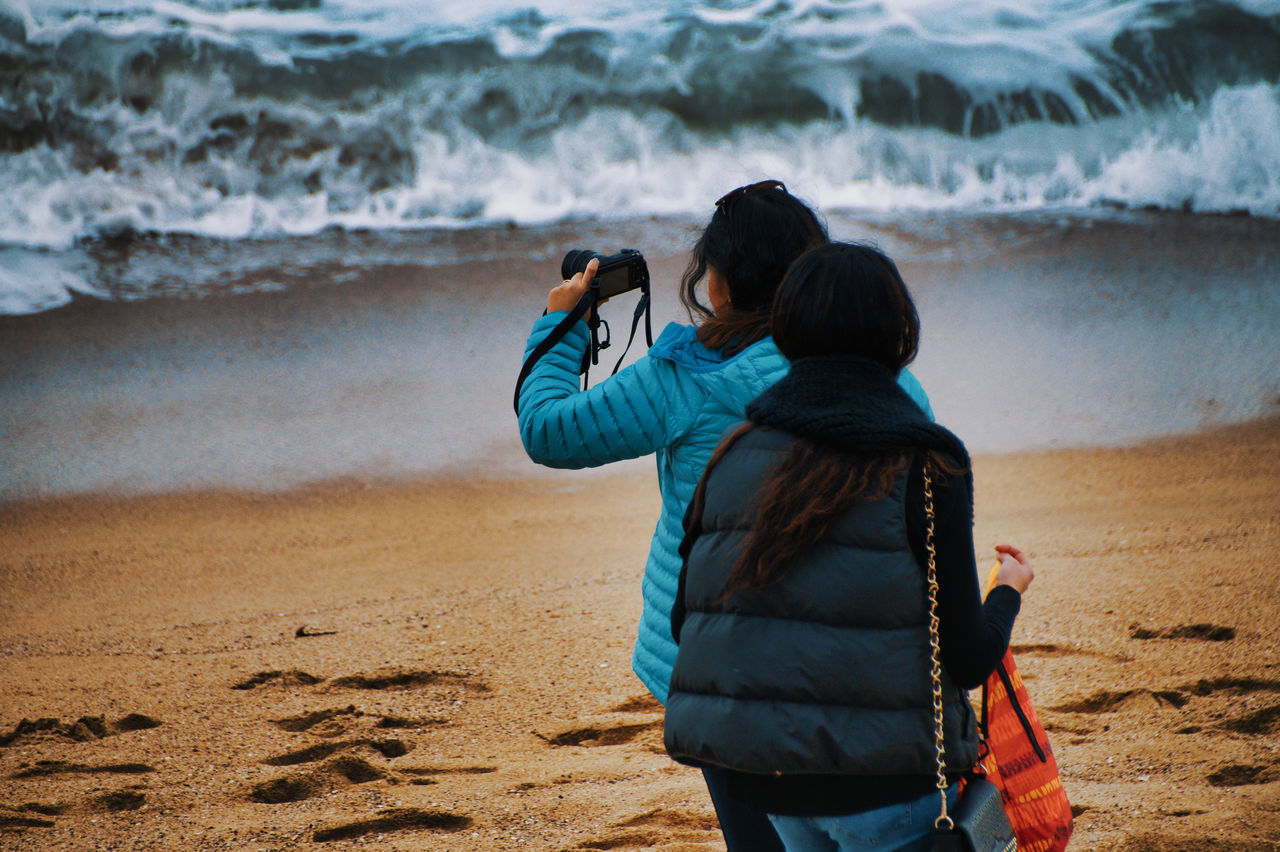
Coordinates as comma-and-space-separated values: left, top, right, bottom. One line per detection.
983, 558, 1002, 600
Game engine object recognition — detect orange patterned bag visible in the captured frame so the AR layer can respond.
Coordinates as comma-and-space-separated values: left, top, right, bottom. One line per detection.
980, 564, 1074, 852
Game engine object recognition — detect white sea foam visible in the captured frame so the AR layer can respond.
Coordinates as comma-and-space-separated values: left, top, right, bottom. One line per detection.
0, 249, 102, 315
5, 82, 1276, 258
1086, 84, 1280, 215
2, 0, 1279, 313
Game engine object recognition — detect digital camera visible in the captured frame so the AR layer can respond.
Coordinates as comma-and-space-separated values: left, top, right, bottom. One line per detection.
561, 249, 650, 300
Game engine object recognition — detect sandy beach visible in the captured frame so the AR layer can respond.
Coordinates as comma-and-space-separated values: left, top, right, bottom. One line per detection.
2, 413, 1279, 850
2, 209, 1280, 850
4, 0, 1280, 845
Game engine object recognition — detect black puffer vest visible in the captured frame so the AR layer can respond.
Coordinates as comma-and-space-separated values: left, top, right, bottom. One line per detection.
664, 356, 979, 778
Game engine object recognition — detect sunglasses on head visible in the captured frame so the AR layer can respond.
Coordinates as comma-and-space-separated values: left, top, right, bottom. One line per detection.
715, 179, 787, 212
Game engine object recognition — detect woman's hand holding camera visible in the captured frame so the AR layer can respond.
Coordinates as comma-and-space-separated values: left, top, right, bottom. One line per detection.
547, 257, 599, 314
994, 544, 1035, 594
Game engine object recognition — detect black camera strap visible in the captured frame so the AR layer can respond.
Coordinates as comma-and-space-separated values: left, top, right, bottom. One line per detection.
512, 289, 597, 415
611, 289, 653, 374
512, 282, 653, 416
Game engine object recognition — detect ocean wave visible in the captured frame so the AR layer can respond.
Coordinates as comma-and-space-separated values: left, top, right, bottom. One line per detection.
9, 0, 1280, 127
1, 0, 1278, 257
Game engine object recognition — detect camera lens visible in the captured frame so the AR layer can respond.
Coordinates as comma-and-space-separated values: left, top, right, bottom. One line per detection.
561, 249, 599, 280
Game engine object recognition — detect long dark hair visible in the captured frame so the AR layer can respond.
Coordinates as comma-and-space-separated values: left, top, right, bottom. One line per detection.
680, 185, 827, 357
713, 242, 962, 597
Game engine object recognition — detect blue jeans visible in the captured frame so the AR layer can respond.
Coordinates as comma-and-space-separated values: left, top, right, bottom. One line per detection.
702, 766, 785, 851
767, 787, 957, 852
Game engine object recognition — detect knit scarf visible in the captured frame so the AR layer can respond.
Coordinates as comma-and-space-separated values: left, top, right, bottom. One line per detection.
746, 355, 970, 467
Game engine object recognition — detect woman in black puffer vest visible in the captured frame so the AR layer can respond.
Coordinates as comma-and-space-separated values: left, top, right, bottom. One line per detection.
664, 242, 1036, 852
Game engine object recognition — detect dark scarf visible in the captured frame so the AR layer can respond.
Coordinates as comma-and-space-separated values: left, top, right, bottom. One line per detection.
746, 355, 970, 467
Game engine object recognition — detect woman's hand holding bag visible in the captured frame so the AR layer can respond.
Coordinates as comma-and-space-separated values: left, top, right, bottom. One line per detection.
976, 559, 1075, 852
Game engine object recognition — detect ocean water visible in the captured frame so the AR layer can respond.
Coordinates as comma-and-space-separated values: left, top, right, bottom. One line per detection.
2, 1, 1280, 498
1, 210, 1278, 498
2, 0, 1280, 313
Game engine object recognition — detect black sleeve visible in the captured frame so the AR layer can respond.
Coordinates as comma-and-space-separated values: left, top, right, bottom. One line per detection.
906, 457, 1021, 689
671, 560, 688, 645
670, 492, 699, 644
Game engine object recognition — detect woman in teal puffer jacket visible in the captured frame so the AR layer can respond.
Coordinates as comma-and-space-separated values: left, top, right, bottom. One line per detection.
517, 181, 933, 851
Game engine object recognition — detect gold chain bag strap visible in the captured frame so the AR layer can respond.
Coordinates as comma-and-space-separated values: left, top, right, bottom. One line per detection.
924, 467, 1018, 852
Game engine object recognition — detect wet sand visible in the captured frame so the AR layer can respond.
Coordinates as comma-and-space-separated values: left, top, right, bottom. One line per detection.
2, 416, 1279, 850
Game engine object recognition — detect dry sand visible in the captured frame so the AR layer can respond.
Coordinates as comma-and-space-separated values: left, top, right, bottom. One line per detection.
2, 415, 1279, 851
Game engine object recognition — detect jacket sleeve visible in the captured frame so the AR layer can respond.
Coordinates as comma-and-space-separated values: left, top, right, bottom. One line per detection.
671, 488, 704, 644
897, 367, 934, 420
908, 462, 1020, 689
517, 312, 693, 469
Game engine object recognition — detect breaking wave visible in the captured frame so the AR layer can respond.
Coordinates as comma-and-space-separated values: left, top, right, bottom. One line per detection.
0, 0, 1278, 253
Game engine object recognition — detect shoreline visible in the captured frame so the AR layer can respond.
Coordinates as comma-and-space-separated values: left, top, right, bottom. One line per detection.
3, 415, 1279, 850
4, 208, 1279, 501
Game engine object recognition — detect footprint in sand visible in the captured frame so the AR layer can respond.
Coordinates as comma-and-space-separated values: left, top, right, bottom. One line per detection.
0, 713, 162, 835
232, 666, 487, 695
271, 705, 364, 733
538, 695, 665, 749
96, 789, 147, 812
0, 816, 56, 831
607, 694, 663, 714
1217, 703, 1280, 736
7, 803, 63, 818
328, 668, 488, 692
263, 737, 411, 766
1050, 675, 1280, 755
231, 669, 323, 689
0, 713, 162, 747
1129, 623, 1237, 641
255, 723, 492, 795
0, 786, 148, 836
311, 808, 472, 843
271, 705, 448, 736
1205, 761, 1280, 787
372, 712, 451, 730
240, 665, 487, 841
241, 667, 483, 789
10, 760, 155, 779
1050, 675, 1280, 715
249, 754, 392, 804
576, 808, 722, 850
540, 721, 663, 748
250, 733, 422, 803
1182, 677, 1280, 736
1182, 676, 1280, 695
0, 807, 59, 831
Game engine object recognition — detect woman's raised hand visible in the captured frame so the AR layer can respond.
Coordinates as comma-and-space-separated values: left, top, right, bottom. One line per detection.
994, 544, 1035, 594
547, 257, 598, 314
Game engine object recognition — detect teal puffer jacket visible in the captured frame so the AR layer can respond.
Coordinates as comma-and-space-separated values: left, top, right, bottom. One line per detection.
518, 314, 933, 704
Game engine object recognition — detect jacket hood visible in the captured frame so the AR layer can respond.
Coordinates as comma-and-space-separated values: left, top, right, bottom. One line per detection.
648, 322, 786, 411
